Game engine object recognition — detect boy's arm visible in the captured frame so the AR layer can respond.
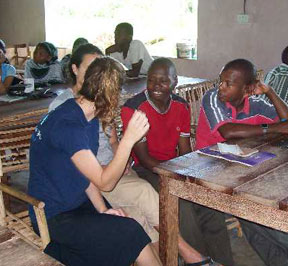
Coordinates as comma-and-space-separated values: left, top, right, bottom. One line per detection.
105, 44, 121, 55
133, 141, 161, 171
126, 60, 143, 77
219, 82, 288, 139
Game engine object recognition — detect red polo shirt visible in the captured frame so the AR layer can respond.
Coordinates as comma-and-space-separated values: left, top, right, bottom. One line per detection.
121, 90, 191, 165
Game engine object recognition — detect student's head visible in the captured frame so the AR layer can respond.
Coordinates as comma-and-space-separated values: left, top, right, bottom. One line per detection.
0, 39, 6, 54
147, 57, 178, 104
69, 43, 104, 87
72, 38, 89, 54
281, 46, 288, 65
79, 57, 125, 131
218, 59, 257, 104
33, 42, 58, 64
114, 22, 133, 46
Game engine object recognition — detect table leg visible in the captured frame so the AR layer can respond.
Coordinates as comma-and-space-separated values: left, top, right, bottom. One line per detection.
159, 173, 179, 266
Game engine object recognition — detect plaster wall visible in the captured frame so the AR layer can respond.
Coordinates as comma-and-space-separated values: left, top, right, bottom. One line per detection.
0, 0, 45, 46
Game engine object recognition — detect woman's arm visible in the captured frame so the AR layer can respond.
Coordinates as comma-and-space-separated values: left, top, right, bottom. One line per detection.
0, 76, 14, 95
85, 182, 108, 212
72, 111, 149, 191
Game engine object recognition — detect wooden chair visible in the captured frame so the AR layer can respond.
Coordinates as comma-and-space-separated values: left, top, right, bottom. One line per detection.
10, 43, 31, 70
174, 80, 215, 150
256, 69, 264, 82
0, 110, 50, 250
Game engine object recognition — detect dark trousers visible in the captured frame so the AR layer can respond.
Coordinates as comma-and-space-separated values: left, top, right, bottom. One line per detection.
240, 219, 288, 266
134, 166, 234, 266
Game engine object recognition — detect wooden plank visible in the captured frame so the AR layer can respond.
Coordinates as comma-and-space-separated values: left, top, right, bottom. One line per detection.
235, 162, 288, 209
0, 237, 62, 265
159, 174, 179, 266
167, 179, 288, 232
156, 139, 288, 193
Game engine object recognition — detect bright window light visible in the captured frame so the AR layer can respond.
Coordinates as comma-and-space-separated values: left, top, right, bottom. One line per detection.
45, 0, 198, 58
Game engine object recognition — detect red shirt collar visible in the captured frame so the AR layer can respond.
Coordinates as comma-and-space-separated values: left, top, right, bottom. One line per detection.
225, 96, 250, 118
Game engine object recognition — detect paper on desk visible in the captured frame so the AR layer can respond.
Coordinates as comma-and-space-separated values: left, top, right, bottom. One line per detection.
0, 95, 26, 102
215, 143, 259, 157
217, 143, 243, 155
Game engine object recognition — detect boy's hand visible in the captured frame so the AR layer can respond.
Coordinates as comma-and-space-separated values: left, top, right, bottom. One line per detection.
251, 81, 271, 96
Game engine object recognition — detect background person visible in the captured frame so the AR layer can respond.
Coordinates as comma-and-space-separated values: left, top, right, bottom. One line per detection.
106, 22, 153, 77
0, 47, 16, 95
264, 46, 288, 103
24, 41, 65, 84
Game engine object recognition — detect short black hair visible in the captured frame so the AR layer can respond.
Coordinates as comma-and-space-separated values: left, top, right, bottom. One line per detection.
69, 43, 104, 85
148, 57, 177, 77
281, 46, 288, 65
222, 58, 257, 85
72, 38, 89, 54
115, 22, 133, 36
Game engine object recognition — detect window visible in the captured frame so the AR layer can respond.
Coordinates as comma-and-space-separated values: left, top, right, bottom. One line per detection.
45, 0, 198, 58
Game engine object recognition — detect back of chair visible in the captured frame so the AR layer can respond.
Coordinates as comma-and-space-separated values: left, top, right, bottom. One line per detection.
256, 69, 264, 82
0, 109, 50, 250
11, 43, 31, 69
175, 80, 215, 150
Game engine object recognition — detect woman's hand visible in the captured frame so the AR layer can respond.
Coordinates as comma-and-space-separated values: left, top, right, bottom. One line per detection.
122, 110, 150, 145
103, 208, 127, 217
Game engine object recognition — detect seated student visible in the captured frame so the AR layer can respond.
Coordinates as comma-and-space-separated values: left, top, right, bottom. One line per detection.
24, 42, 65, 84
196, 58, 288, 150
0, 39, 10, 64
0, 47, 16, 95
196, 58, 288, 266
49, 43, 159, 245
60, 37, 88, 83
264, 46, 288, 103
106, 22, 153, 77
121, 57, 234, 266
28, 57, 162, 266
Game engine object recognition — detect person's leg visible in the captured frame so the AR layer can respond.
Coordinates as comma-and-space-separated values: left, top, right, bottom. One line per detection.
102, 169, 159, 242
240, 219, 288, 266
193, 204, 234, 266
136, 243, 162, 266
134, 166, 234, 265
45, 200, 153, 266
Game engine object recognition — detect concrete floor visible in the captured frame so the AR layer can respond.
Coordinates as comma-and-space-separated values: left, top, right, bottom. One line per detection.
9, 171, 265, 266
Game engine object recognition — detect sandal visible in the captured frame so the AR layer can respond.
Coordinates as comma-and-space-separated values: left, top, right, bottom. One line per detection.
185, 256, 219, 266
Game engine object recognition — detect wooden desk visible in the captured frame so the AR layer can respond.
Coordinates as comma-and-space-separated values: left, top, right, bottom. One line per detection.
154, 135, 288, 265
0, 226, 62, 266
0, 76, 205, 122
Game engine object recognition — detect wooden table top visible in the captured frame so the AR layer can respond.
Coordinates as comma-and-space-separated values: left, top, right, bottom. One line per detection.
0, 226, 62, 266
0, 76, 206, 121
155, 134, 288, 215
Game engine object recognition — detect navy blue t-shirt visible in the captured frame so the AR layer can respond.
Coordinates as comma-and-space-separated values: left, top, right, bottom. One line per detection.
28, 99, 99, 224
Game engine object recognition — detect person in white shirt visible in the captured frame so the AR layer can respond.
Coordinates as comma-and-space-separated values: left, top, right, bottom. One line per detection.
106, 22, 153, 77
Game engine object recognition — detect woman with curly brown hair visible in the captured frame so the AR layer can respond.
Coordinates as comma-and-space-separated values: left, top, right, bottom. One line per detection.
28, 56, 161, 266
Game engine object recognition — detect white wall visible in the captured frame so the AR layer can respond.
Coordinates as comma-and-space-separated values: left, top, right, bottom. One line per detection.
172, 0, 288, 79
0, 0, 45, 46
0, 0, 287, 79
